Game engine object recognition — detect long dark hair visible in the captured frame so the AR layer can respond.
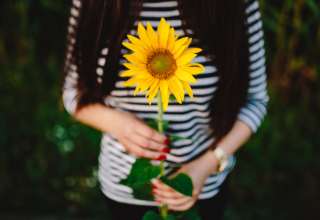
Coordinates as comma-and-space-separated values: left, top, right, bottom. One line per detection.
64, 0, 249, 146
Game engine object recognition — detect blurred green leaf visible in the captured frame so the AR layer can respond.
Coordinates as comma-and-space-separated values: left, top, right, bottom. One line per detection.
120, 158, 161, 200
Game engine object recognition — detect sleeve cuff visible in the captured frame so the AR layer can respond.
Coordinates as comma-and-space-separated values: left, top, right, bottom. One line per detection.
237, 102, 267, 133
62, 88, 78, 115
62, 73, 79, 115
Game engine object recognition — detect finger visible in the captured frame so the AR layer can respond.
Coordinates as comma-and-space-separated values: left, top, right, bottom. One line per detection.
134, 122, 167, 144
152, 179, 176, 194
152, 188, 182, 200
167, 199, 196, 211
130, 133, 168, 152
167, 190, 200, 211
153, 189, 196, 212
153, 189, 191, 206
145, 139, 169, 152
121, 138, 162, 159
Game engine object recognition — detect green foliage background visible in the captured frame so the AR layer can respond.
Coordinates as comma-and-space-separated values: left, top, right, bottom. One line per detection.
0, 0, 319, 219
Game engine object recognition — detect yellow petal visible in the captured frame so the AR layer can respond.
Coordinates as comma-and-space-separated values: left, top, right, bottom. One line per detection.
167, 28, 176, 51
158, 18, 170, 48
137, 22, 152, 48
173, 76, 185, 102
127, 35, 151, 53
119, 70, 139, 77
121, 76, 141, 87
168, 76, 185, 103
173, 38, 192, 59
146, 22, 158, 49
138, 77, 155, 93
133, 86, 141, 96
177, 52, 197, 66
123, 63, 144, 71
183, 63, 205, 75
122, 41, 145, 54
181, 81, 194, 99
127, 34, 144, 47
123, 54, 146, 66
175, 69, 197, 83
136, 71, 151, 79
122, 69, 150, 80
184, 47, 202, 54
133, 76, 153, 95
146, 79, 160, 104
172, 37, 189, 55
176, 47, 201, 60
159, 80, 169, 111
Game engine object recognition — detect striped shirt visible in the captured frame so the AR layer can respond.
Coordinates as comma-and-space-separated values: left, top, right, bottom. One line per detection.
62, 0, 269, 206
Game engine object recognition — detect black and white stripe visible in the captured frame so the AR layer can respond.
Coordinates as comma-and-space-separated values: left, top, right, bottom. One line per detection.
62, 0, 269, 206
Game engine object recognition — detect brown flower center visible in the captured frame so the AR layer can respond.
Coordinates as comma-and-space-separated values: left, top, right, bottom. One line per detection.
146, 49, 177, 80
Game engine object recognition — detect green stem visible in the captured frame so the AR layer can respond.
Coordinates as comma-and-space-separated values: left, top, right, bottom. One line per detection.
157, 91, 164, 133
157, 92, 168, 219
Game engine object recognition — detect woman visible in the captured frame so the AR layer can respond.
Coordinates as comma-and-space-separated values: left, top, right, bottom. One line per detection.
62, 0, 269, 219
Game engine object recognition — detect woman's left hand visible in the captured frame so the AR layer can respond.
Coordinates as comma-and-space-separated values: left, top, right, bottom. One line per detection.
151, 150, 219, 211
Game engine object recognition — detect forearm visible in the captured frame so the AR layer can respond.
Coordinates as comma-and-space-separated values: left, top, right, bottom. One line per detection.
198, 120, 253, 175
72, 103, 115, 133
212, 120, 252, 156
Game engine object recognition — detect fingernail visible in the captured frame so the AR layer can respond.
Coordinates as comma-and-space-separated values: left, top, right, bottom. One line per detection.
156, 154, 166, 161
161, 147, 171, 153
164, 137, 170, 145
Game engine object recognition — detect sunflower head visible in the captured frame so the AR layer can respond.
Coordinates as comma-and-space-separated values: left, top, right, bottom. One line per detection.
147, 49, 177, 80
120, 17, 205, 111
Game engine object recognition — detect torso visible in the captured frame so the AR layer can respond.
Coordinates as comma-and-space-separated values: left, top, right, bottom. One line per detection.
97, 0, 236, 206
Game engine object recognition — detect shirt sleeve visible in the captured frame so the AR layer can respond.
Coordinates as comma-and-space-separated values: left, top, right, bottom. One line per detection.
62, 0, 109, 115
237, 0, 270, 133
61, 0, 83, 115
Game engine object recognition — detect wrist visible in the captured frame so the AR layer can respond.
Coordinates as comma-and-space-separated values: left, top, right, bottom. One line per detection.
100, 105, 119, 132
210, 146, 230, 173
198, 150, 220, 176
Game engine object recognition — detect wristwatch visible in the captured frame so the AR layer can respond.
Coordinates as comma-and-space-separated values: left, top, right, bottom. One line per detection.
212, 147, 229, 172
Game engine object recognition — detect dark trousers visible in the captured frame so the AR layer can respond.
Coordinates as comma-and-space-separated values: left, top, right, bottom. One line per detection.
104, 176, 230, 220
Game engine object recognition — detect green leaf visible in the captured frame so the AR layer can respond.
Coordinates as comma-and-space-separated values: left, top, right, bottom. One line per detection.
131, 182, 154, 200
175, 207, 202, 220
169, 134, 192, 142
169, 94, 176, 102
142, 211, 178, 220
145, 118, 169, 131
143, 211, 162, 220
165, 214, 177, 220
160, 173, 193, 197
163, 120, 169, 131
146, 118, 158, 130
120, 158, 161, 200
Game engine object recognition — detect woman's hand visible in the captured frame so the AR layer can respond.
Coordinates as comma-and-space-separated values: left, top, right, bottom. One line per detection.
151, 150, 220, 211
107, 109, 170, 160
73, 103, 170, 160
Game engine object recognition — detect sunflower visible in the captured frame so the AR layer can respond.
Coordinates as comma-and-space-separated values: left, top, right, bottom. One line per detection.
120, 17, 205, 111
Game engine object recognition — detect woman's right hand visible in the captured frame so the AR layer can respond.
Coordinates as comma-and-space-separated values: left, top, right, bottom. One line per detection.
73, 103, 170, 160
107, 109, 170, 160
